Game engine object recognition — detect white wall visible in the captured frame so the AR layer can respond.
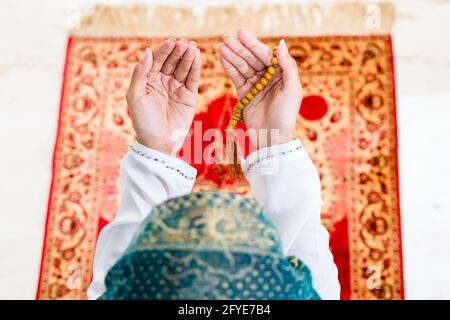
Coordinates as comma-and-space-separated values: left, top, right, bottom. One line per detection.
0, 0, 449, 299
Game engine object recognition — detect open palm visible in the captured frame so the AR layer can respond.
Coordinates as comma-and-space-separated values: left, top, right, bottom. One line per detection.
126, 39, 201, 155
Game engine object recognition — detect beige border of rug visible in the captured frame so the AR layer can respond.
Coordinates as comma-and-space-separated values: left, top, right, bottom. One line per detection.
73, 1, 395, 37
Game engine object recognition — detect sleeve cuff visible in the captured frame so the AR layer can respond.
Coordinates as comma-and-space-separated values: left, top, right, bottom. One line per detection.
129, 141, 197, 181
242, 138, 304, 175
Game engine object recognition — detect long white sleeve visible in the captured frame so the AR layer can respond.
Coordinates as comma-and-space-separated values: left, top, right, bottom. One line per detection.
87, 141, 197, 299
243, 138, 340, 300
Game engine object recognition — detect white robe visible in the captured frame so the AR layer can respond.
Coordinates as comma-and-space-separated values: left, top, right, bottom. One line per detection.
87, 139, 340, 299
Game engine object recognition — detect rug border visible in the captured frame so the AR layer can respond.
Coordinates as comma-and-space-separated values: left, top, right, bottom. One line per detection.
36, 36, 73, 300
388, 35, 405, 299
36, 34, 405, 299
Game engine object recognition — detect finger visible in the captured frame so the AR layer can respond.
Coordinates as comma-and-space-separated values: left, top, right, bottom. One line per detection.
185, 49, 201, 92
150, 38, 176, 73
219, 56, 246, 89
218, 43, 256, 79
236, 28, 272, 66
127, 48, 153, 100
223, 34, 266, 71
174, 42, 197, 83
161, 39, 189, 76
277, 39, 301, 90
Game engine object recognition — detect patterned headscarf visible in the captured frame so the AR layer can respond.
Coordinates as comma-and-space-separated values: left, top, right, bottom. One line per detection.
99, 191, 320, 300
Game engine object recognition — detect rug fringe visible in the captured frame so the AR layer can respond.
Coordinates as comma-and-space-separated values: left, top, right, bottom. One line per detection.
72, 1, 395, 37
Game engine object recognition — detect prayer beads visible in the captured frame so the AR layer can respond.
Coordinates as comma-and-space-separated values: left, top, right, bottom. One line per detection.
226, 45, 279, 179
226, 46, 278, 130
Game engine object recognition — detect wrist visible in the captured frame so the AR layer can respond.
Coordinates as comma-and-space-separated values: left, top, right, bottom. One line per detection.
136, 137, 176, 156
255, 129, 296, 149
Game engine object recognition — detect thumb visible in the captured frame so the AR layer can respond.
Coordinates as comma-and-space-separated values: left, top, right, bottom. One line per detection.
276, 39, 300, 90
127, 48, 153, 100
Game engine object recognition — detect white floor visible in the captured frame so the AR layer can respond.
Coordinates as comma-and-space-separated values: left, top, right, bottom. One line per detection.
0, 0, 449, 299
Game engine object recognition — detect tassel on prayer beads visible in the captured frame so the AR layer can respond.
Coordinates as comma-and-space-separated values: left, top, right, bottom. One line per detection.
227, 46, 278, 180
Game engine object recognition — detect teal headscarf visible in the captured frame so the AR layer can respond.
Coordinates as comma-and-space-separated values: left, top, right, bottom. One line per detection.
99, 191, 320, 300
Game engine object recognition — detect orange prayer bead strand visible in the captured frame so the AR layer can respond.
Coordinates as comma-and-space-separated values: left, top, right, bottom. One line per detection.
226, 46, 279, 179
227, 46, 278, 129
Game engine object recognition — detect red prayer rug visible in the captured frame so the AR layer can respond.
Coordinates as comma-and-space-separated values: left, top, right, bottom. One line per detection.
37, 35, 403, 300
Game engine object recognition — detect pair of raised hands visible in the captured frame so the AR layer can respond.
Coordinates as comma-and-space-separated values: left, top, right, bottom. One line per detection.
126, 29, 302, 156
